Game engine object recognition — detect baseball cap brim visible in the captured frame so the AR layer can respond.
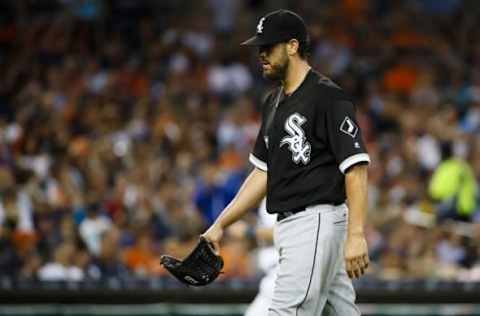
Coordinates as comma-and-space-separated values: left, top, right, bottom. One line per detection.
241, 35, 279, 46
241, 35, 267, 46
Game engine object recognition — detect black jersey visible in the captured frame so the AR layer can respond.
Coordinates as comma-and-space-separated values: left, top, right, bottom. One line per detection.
250, 69, 370, 214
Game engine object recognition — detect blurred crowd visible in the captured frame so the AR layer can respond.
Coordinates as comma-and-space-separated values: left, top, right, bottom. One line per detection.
1, 0, 480, 284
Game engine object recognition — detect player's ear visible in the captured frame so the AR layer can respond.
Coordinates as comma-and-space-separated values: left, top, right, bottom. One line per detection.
286, 39, 299, 56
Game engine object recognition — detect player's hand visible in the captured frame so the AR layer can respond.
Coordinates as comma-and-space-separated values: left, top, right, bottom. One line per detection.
201, 222, 224, 255
344, 232, 369, 279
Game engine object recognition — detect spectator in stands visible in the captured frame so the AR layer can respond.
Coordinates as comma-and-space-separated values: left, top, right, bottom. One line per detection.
0, 187, 34, 233
88, 227, 129, 280
79, 202, 112, 256
37, 241, 83, 281
429, 142, 478, 222
1, 0, 480, 284
193, 163, 226, 225
122, 230, 161, 277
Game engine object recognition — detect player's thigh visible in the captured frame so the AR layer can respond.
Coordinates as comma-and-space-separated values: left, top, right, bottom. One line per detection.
268, 208, 343, 316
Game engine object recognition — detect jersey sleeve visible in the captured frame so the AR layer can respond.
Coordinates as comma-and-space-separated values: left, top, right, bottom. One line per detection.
326, 99, 370, 174
250, 126, 268, 171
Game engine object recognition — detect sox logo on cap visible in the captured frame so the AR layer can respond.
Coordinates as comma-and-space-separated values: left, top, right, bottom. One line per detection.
257, 17, 266, 34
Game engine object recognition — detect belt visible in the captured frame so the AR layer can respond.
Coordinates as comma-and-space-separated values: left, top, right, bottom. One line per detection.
276, 202, 344, 222
276, 206, 306, 222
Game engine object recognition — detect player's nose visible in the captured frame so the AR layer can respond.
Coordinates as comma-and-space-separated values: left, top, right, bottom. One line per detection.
258, 52, 269, 64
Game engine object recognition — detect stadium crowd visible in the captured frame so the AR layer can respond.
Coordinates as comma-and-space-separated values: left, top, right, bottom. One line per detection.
1, 0, 480, 284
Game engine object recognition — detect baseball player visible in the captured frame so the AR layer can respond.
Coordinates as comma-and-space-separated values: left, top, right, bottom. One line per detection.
203, 9, 370, 315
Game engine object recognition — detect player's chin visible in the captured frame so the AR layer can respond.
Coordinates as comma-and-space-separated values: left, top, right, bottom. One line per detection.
262, 69, 280, 80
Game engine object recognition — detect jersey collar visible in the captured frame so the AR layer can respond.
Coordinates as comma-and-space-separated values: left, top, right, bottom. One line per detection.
282, 67, 313, 101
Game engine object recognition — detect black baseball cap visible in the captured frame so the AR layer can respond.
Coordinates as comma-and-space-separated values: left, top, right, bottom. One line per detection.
241, 9, 308, 46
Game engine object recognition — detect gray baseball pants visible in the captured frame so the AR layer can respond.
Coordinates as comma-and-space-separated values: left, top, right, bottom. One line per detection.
268, 203, 360, 316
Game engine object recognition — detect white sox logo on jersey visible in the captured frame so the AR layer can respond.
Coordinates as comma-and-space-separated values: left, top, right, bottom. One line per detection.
280, 113, 311, 165
257, 17, 266, 34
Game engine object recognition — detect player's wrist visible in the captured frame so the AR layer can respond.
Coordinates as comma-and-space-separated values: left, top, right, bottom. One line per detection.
215, 217, 230, 230
347, 229, 365, 237
214, 220, 224, 230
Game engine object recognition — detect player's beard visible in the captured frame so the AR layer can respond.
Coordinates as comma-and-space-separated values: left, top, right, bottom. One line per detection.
263, 50, 289, 81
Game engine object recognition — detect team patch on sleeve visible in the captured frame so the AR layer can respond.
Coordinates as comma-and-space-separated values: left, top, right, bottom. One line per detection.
339, 116, 358, 138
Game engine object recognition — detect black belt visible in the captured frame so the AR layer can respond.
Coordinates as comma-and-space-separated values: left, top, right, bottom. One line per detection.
276, 202, 343, 222
276, 206, 306, 222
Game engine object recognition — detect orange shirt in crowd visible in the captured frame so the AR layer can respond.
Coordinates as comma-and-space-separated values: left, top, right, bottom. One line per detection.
218, 148, 242, 170
122, 245, 163, 276
220, 240, 252, 279
383, 64, 418, 95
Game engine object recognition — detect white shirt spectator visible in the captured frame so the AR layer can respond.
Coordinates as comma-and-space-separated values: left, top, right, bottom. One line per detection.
38, 242, 85, 281
0, 191, 34, 232
416, 134, 441, 170
79, 214, 112, 256
38, 263, 84, 281
208, 63, 252, 96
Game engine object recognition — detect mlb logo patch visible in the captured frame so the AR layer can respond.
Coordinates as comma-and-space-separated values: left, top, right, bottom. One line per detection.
340, 116, 358, 138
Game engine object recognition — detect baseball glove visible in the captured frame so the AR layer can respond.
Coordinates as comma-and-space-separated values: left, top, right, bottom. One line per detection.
160, 236, 224, 286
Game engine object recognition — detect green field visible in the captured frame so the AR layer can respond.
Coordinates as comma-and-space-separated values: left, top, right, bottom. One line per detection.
1, 304, 480, 316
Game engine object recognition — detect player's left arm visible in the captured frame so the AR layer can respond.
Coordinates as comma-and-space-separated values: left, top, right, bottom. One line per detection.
323, 95, 370, 279
344, 163, 369, 279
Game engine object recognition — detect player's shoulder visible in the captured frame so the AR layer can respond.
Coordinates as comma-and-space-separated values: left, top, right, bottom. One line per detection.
310, 70, 351, 102
308, 70, 354, 113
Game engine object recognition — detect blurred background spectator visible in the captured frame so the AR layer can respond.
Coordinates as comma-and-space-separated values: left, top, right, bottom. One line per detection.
0, 0, 480, 284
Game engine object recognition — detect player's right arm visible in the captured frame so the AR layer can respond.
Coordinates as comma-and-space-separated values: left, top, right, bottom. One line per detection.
202, 167, 267, 252
203, 92, 273, 252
